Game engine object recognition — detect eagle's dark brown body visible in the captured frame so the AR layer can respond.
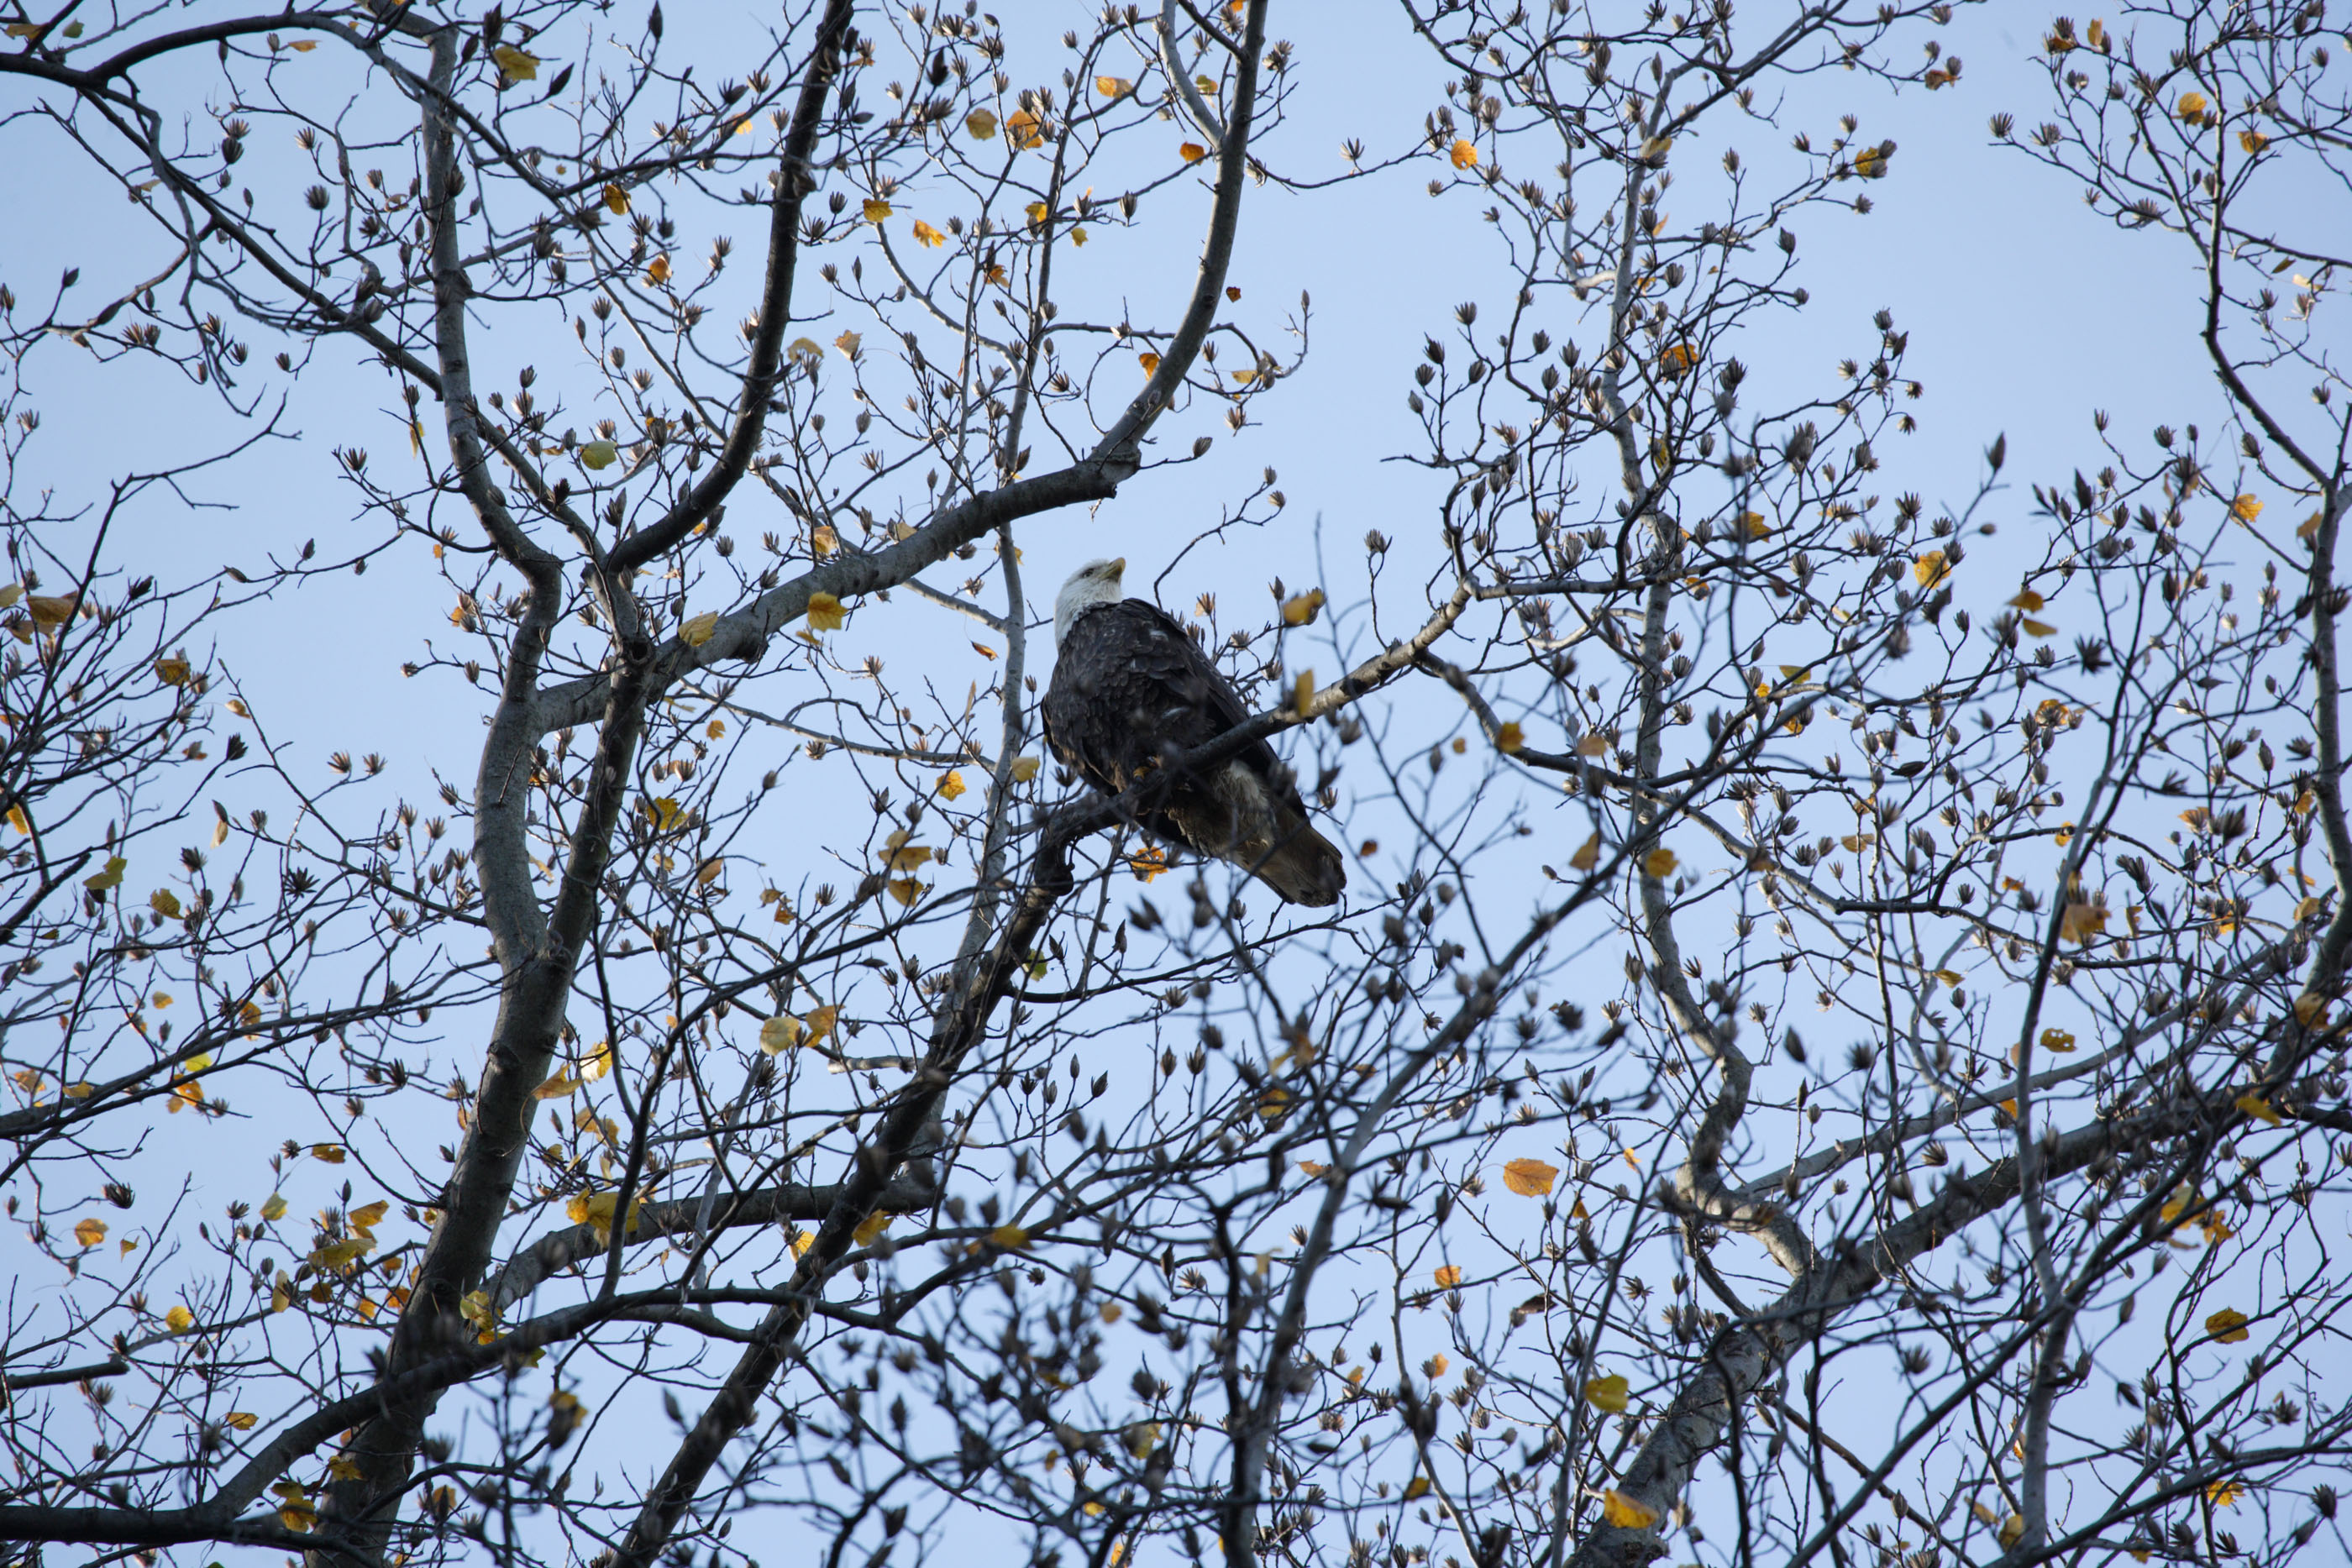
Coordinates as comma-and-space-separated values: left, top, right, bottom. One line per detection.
1042, 599, 1345, 907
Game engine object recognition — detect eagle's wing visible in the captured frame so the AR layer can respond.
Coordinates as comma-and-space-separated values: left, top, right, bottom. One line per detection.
1044, 598, 1343, 905
1043, 599, 1280, 791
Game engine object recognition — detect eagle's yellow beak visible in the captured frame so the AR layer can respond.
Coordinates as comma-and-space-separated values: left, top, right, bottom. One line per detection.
1107, 557, 1126, 577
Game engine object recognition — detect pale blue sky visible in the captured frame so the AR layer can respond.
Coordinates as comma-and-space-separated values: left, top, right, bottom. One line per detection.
0, 3, 2274, 1558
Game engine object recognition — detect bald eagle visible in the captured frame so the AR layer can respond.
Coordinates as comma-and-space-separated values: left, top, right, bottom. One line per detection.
1044, 558, 1346, 908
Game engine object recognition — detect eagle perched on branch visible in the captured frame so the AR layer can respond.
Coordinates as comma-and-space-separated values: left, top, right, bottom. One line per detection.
1044, 559, 1346, 907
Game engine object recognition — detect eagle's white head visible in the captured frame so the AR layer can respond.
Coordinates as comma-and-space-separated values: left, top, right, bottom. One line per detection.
1053, 557, 1126, 647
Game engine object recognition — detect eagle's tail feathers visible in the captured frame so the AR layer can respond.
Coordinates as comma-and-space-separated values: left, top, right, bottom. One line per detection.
1250, 803, 1346, 908
1188, 761, 1346, 907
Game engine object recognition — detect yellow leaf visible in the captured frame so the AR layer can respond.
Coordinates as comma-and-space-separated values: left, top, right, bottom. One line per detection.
564, 1189, 644, 1240
861, 198, 892, 224
853, 1211, 894, 1246
1095, 75, 1132, 97
805, 591, 846, 632
2298, 510, 2323, 541
2234, 1093, 2282, 1126
26, 594, 77, 627
885, 832, 933, 872
533, 1071, 581, 1100
1576, 734, 1610, 758
938, 769, 968, 800
1583, 1373, 1629, 1413
806, 1004, 839, 1044
308, 1237, 370, 1271
1025, 201, 1051, 228
491, 45, 539, 83
2230, 494, 2262, 522
1121, 1419, 1158, 1458
1642, 847, 1678, 878
1998, 1513, 2026, 1549
1739, 511, 1771, 539
2060, 900, 2107, 944
787, 336, 823, 365
911, 218, 948, 249
261, 1193, 287, 1221
2021, 618, 2057, 637
1567, 831, 1600, 872
2176, 91, 2209, 121
150, 888, 181, 918
2294, 993, 2328, 1026
1657, 342, 1698, 378
1281, 589, 1326, 626
642, 795, 686, 831
810, 523, 839, 557
1913, 550, 1952, 588
1011, 755, 1042, 782
223, 1411, 258, 1430
4, 805, 26, 835
759, 1014, 804, 1054
790, 1229, 815, 1256
582, 1039, 615, 1081
80, 854, 127, 894
1007, 108, 1042, 148
74, 1217, 107, 1246
2205, 1307, 2250, 1343
1293, 669, 1315, 716
2039, 1028, 2076, 1052
645, 254, 671, 287
2207, 1478, 2244, 1508
833, 330, 862, 359
164, 1305, 196, 1334
156, 655, 192, 686
2239, 129, 2269, 155
1449, 139, 1479, 169
990, 1225, 1033, 1250
63, 1081, 92, 1099
886, 877, 923, 906
680, 611, 719, 647
1130, 846, 1168, 883
580, 440, 618, 470
1852, 142, 1892, 179
2009, 588, 2045, 611
1298, 1161, 1328, 1177
1599, 1489, 1661, 1529
1137, 351, 1162, 373
965, 108, 998, 140
1503, 1157, 1558, 1196
1402, 1476, 1431, 1502
1422, 1263, 1457, 1289
1495, 721, 1525, 753
1179, 141, 1208, 163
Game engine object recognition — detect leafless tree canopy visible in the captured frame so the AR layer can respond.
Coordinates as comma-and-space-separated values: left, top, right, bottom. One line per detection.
3, 3, 2349, 1567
